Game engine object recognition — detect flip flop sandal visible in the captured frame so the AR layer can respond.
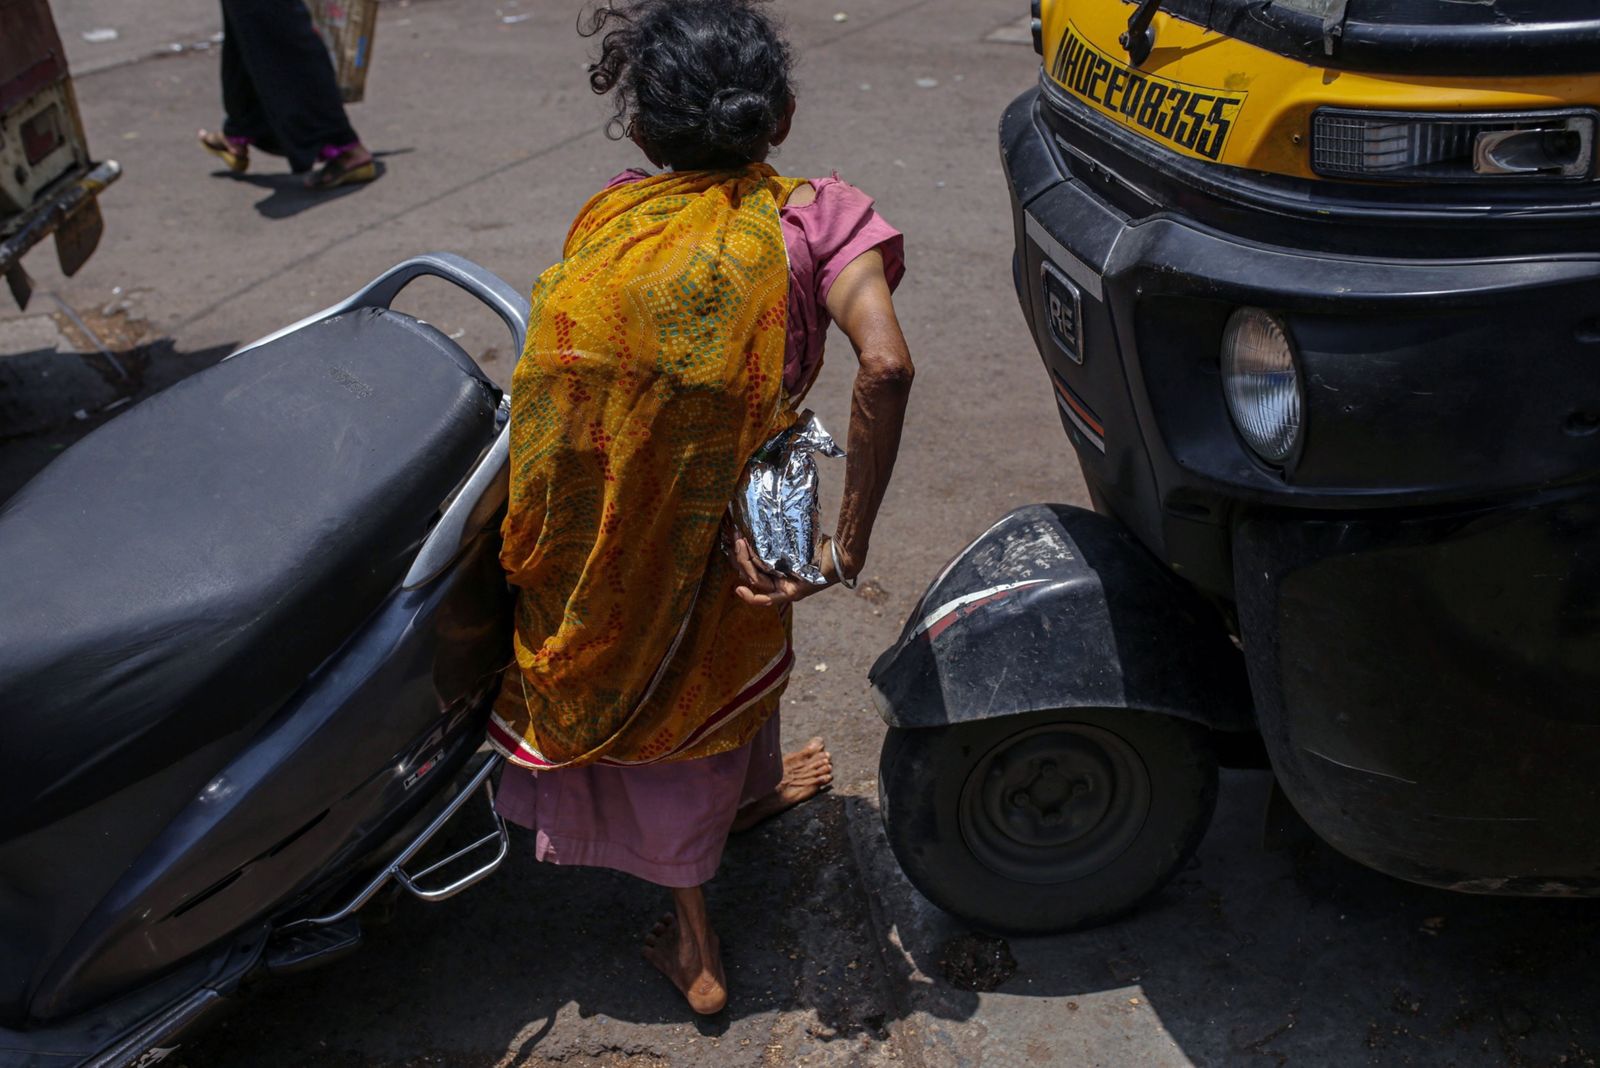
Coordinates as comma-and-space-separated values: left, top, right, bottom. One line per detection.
305, 154, 377, 191
197, 130, 249, 174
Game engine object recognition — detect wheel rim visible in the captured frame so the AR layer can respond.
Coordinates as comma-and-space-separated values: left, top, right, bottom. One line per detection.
957, 721, 1151, 886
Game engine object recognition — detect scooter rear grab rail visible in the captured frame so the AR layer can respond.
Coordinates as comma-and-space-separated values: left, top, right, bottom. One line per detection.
227, 252, 531, 589
226, 251, 530, 362
286, 753, 510, 930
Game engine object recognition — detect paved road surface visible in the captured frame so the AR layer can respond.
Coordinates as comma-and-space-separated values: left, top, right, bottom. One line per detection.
4, 1, 1598, 1064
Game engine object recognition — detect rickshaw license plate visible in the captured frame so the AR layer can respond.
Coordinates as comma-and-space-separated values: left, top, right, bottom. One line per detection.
1041, 261, 1084, 363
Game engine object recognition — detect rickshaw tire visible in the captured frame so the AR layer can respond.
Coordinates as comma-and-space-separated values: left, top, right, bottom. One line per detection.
878, 707, 1219, 935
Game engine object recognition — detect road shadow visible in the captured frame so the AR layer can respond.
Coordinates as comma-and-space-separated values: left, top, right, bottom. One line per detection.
176, 787, 979, 1066
879, 770, 1600, 1066
232, 162, 387, 220
0, 336, 235, 504
208, 149, 411, 219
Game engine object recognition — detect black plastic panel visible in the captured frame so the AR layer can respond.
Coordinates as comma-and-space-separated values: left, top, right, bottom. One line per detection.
1150, 0, 1600, 76
1235, 490, 1600, 890
870, 505, 1252, 733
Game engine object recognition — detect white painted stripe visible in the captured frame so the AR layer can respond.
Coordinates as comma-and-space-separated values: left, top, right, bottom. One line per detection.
1056, 393, 1107, 453
910, 579, 1053, 640
1025, 211, 1104, 301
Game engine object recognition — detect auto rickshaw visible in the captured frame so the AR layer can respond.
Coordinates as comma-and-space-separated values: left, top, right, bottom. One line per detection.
871, 0, 1600, 934
1, 0, 121, 308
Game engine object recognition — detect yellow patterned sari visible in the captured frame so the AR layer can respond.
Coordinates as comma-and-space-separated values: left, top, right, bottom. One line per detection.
489, 165, 806, 770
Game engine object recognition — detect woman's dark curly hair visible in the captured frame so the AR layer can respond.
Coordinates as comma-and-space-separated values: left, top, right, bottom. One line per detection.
582, 0, 794, 171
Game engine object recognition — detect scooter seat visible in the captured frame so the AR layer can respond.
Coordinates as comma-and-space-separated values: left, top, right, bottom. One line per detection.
0, 307, 501, 838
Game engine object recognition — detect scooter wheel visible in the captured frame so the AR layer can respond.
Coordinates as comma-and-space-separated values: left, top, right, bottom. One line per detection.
878, 707, 1218, 935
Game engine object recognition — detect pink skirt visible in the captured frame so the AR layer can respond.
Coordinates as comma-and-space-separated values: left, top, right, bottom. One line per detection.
493, 713, 783, 888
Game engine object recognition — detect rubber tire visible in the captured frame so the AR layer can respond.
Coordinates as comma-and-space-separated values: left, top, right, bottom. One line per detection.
879, 707, 1218, 935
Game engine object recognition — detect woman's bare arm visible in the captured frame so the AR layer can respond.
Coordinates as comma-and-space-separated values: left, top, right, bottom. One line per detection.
826, 249, 914, 577
735, 249, 914, 606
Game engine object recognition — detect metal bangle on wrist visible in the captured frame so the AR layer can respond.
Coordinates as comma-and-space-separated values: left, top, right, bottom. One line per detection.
829, 536, 857, 589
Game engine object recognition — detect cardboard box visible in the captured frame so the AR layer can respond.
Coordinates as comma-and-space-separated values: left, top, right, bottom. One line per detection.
305, 0, 379, 104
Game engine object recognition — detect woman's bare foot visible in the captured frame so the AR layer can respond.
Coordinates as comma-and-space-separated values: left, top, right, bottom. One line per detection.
642, 889, 728, 1014
731, 737, 833, 832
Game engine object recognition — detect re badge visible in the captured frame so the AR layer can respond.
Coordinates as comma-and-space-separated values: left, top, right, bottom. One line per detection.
1042, 261, 1084, 364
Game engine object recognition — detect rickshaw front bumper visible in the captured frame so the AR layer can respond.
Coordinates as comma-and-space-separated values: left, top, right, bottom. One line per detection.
1004, 86, 1600, 891
0, 160, 120, 306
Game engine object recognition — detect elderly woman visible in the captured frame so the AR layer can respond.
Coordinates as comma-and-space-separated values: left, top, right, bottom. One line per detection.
489, 0, 913, 1015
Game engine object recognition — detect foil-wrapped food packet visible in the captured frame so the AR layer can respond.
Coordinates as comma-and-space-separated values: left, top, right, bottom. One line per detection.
730, 411, 845, 586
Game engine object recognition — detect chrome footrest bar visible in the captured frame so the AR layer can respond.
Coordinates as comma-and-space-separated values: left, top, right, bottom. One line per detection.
392, 758, 510, 902
393, 814, 509, 903
285, 752, 506, 930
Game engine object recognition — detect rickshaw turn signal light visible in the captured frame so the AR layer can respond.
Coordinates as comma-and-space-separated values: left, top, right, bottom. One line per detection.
1311, 108, 1596, 182
1222, 308, 1301, 466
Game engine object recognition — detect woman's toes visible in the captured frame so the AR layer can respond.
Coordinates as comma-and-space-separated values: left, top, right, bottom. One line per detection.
804, 756, 833, 782
644, 913, 675, 945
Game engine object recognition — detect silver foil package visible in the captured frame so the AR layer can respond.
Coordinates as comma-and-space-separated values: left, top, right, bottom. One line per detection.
731, 411, 845, 586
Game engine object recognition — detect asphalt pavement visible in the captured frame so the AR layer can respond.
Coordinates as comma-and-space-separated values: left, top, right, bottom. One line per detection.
5, 1, 1600, 1065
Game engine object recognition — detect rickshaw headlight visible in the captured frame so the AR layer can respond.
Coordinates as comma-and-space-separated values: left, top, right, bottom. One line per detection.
1221, 308, 1301, 465
1311, 108, 1596, 182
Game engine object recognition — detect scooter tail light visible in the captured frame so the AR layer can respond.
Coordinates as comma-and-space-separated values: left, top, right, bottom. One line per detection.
1311, 108, 1597, 182
1221, 308, 1302, 466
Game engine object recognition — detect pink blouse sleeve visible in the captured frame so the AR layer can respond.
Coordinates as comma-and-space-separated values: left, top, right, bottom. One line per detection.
604, 168, 652, 189
804, 178, 906, 307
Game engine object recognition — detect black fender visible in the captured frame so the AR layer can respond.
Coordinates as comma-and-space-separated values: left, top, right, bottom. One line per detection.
869, 504, 1253, 733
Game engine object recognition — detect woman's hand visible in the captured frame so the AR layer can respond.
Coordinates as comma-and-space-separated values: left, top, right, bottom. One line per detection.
731, 533, 840, 608
732, 247, 911, 610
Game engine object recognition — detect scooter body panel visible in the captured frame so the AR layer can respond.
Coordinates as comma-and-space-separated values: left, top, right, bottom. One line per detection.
0, 934, 260, 1068
28, 530, 511, 1021
0, 730, 266, 1033
0, 254, 532, 1052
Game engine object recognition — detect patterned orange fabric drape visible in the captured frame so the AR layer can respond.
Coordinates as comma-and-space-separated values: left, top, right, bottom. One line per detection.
489, 166, 805, 769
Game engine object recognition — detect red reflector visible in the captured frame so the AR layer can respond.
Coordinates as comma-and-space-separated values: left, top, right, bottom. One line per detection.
20, 103, 66, 165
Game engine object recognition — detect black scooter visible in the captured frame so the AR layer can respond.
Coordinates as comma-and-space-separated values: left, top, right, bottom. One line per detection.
0, 254, 527, 1067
